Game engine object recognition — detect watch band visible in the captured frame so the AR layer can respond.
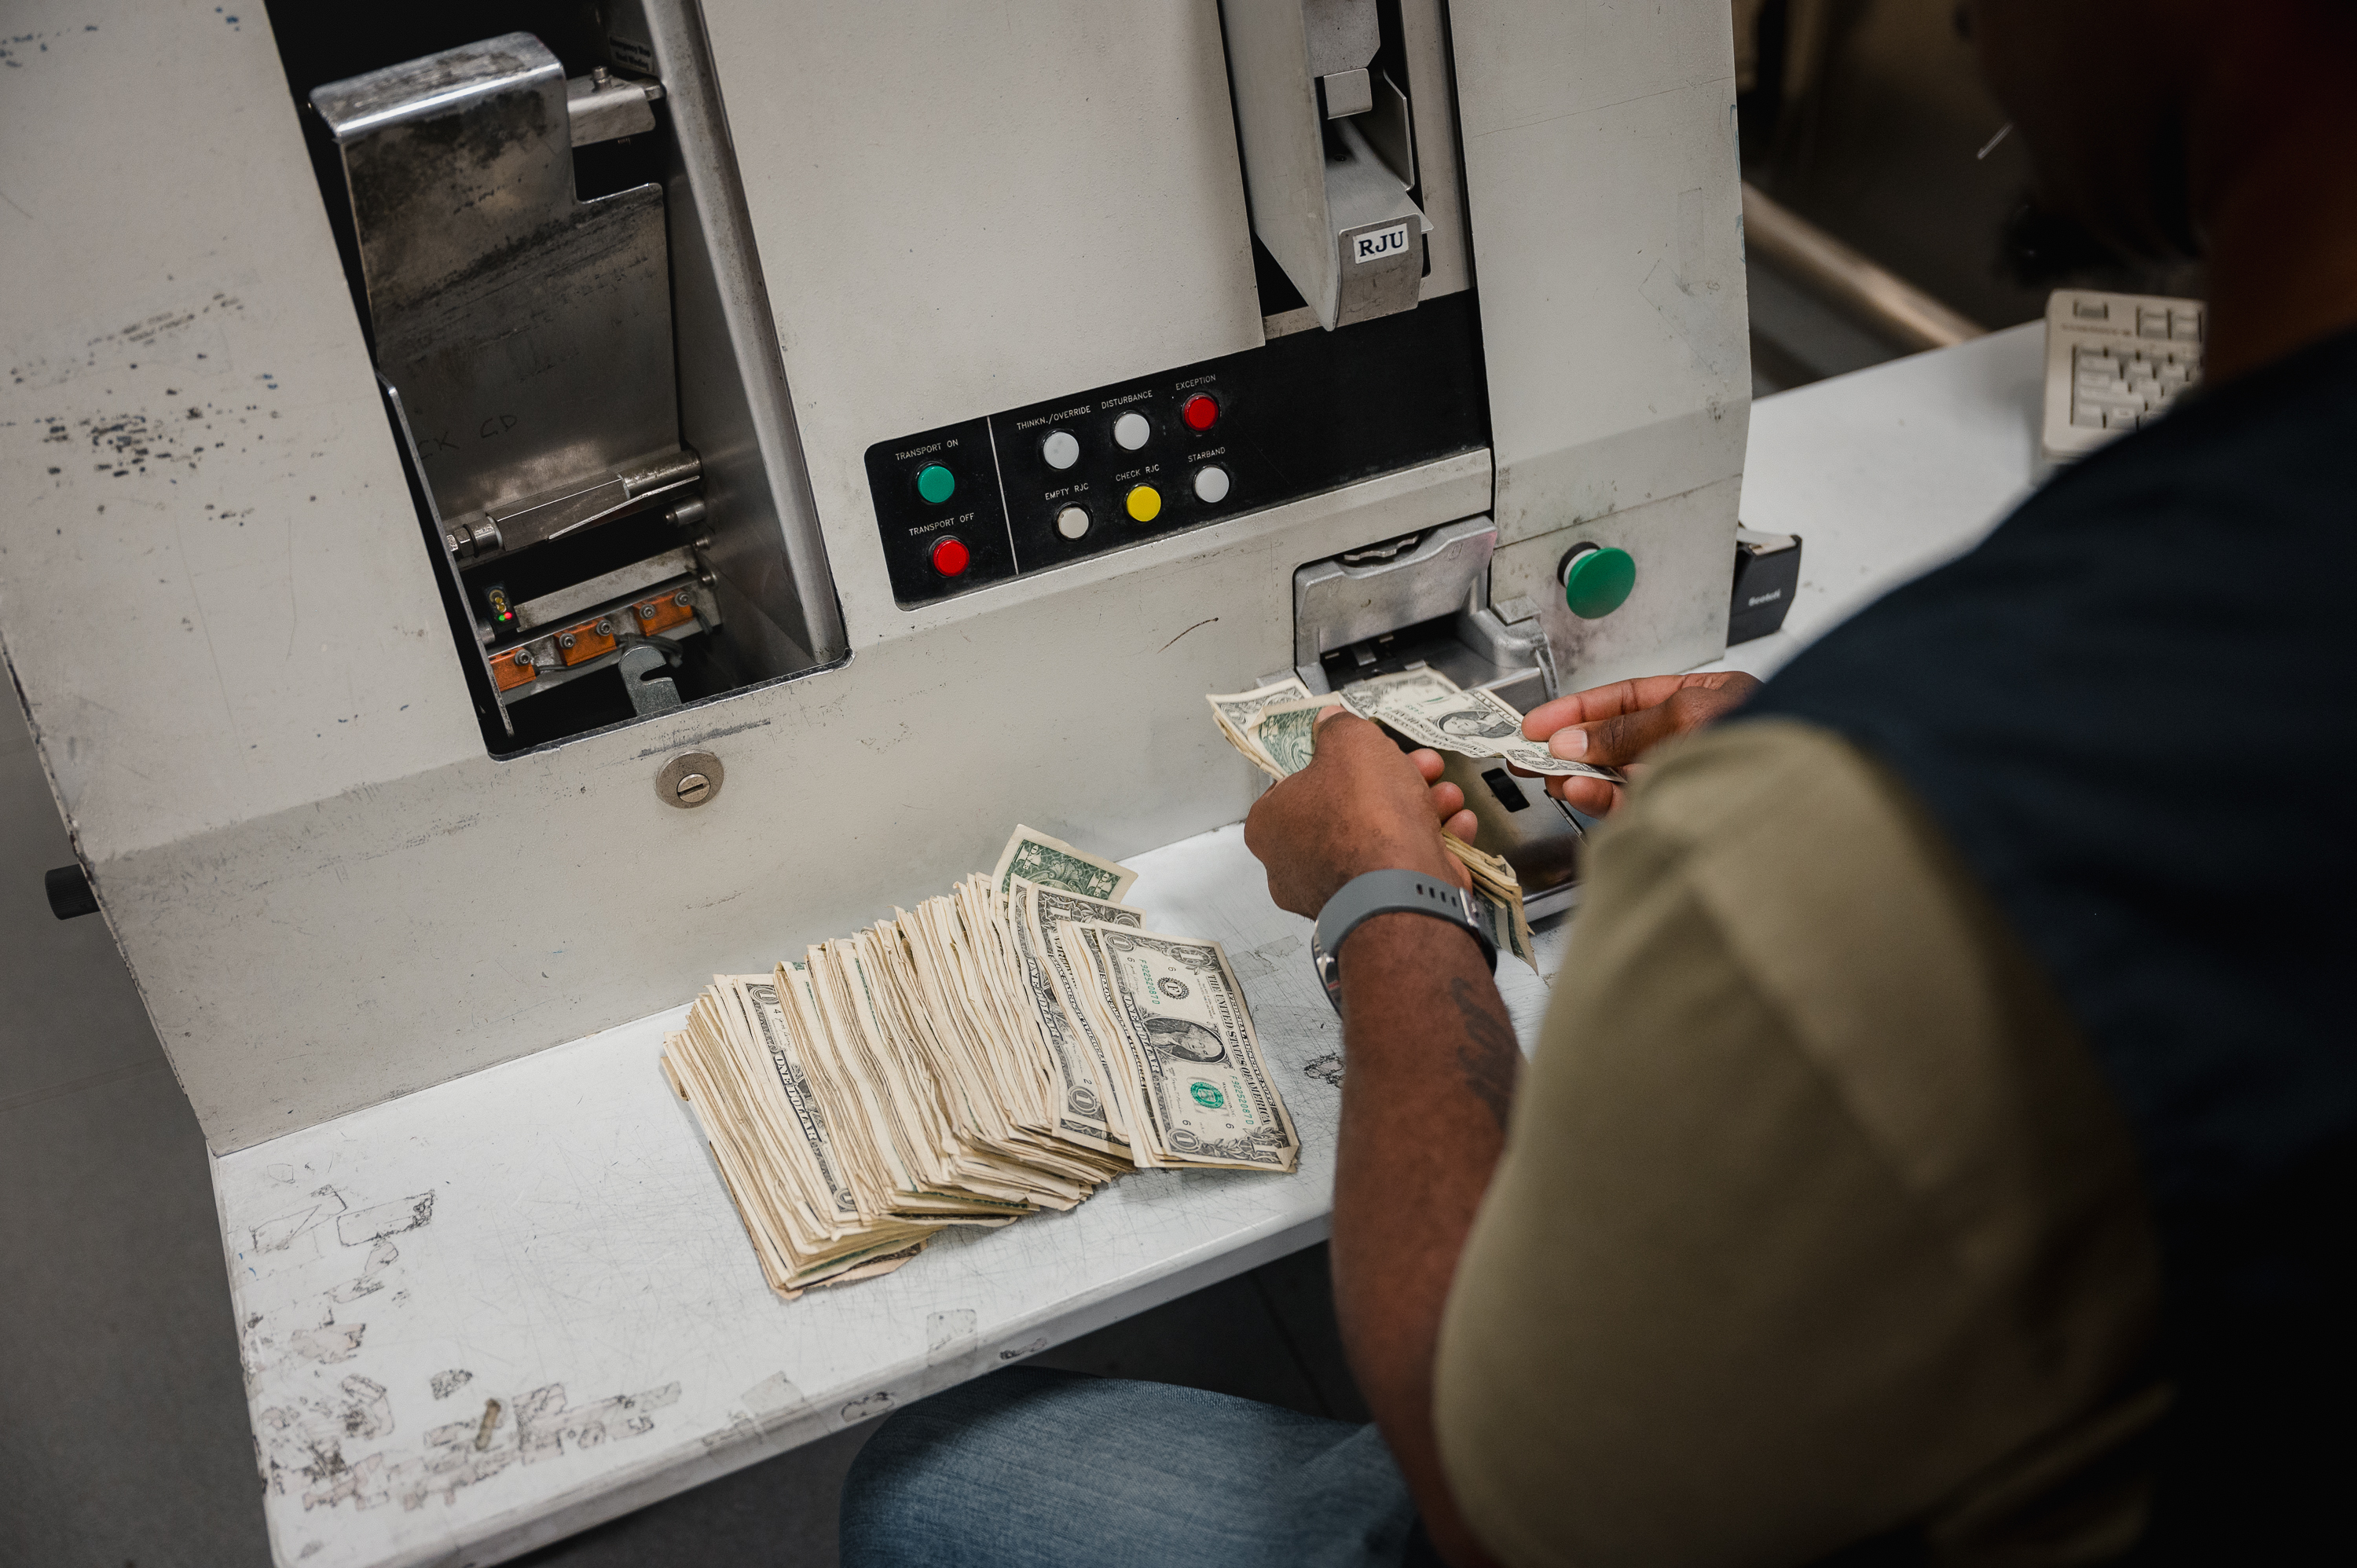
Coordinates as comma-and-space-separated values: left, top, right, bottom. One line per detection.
1310, 868, 1497, 1013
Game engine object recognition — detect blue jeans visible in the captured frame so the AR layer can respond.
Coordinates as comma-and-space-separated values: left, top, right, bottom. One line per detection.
838, 1367, 1431, 1568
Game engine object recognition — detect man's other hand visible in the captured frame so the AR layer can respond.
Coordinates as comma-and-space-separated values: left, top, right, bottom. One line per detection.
1522, 672, 1761, 815
1244, 708, 1475, 918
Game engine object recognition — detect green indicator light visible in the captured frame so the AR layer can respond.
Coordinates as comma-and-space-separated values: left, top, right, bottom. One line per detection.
1562, 545, 1637, 620
915, 463, 956, 505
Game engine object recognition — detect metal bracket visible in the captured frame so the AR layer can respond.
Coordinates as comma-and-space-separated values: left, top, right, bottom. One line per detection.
1221, 0, 1431, 330
619, 644, 684, 716
566, 66, 663, 146
313, 34, 689, 553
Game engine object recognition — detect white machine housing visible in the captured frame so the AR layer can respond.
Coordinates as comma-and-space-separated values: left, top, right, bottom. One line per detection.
0, 0, 1747, 1152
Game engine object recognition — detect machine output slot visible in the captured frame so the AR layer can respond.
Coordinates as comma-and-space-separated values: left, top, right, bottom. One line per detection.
277, 1, 845, 756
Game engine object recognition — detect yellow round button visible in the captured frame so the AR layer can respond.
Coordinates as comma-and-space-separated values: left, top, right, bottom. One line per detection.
1124, 483, 1162, 523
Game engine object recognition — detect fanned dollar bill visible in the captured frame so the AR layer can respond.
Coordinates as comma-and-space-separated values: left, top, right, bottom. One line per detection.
1444, 838, 1537, 971
1204, 678, 1314, 778
726, 976, 861, 1225
992, 823, 1138, 901
1074, 921, 1300, 1172
1340, 680, 1626, 782
665, 972, 939, 1297
1213, 672, 1540, 970
1248, 698, 1326, 776
1336, 665, 1463, 709
1006, 875, 1140, 1155
663, 822, 1297, 1301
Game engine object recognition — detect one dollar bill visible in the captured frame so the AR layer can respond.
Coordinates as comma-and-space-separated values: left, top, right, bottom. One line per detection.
992, 823, 1137, 902
1076, 921, 1300, 1172
1204, 678, 1314, 779
1338, 680, 1626, 782
1213, 675, 1541, 971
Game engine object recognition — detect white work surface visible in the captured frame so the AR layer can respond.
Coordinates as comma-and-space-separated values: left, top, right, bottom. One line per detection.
213, 324, 2045, 1568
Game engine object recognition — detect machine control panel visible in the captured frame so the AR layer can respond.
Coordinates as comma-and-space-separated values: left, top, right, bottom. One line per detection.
865, 296, 1487, 607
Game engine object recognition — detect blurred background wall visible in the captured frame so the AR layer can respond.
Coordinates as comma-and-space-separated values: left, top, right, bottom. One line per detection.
1733, 0, 2205, 391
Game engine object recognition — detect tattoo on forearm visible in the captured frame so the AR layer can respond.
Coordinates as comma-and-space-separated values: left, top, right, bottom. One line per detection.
1448, 976, 1519, 1131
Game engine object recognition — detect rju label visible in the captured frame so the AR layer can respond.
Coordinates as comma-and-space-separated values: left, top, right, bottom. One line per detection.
1353, 222, 1410, 264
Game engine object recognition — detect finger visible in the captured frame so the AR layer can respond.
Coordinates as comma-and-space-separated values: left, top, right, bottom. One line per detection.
1442, 808, 1479, 846
1309, 702, 1351, 731
1548, 775, 1622, 816
1688, 669, 1763, 699
1552, 701, 1693, 768
1427, 780, 1466, 822
1410, 747, 1446, 782
1520, 674, 1717, 740
1663, 676, 1761, 731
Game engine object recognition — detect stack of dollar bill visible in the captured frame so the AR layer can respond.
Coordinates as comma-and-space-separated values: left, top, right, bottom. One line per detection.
1205, 667, 1622, 969
662, 826, 1300, 1299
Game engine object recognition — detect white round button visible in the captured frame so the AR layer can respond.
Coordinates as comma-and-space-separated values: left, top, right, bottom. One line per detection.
1113, 411, 1151, 451
1055, 504, 1091, 540
1193, 465, 1231, 504
1041, 430, 1080, 471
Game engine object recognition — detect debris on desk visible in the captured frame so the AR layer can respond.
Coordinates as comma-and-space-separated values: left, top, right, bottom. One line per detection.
663, 826, 1299, 1299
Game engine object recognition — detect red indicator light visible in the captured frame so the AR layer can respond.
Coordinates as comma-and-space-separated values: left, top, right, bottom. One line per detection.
929, 536, 971, 577
1181, 393, 1219, 432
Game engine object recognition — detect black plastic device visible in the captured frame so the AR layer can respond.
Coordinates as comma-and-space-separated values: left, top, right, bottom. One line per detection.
1729, 529, 1804, 644
865, 294, 1490, 608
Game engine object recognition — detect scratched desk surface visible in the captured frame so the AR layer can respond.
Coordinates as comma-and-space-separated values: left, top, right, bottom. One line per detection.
212, 324, 2044, 1568
214, 825, 1563, 1568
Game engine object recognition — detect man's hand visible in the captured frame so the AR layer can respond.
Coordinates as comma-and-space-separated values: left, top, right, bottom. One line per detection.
1244, 708, 1475, 918
1522, 671, 1761, 815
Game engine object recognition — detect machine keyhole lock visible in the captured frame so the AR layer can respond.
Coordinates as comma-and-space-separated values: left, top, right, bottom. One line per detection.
655, 750, 726, 810
1557, 543, 1637, 620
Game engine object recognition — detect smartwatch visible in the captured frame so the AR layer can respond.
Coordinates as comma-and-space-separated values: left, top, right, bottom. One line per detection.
1310, 869, 1497, 1013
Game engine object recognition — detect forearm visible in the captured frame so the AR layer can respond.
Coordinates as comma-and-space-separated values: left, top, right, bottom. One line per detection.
1332, 912, 1516, 1568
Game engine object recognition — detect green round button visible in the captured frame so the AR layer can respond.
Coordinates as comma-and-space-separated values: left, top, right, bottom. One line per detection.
915, 463, 956, 505
1563, 545, 1637, 619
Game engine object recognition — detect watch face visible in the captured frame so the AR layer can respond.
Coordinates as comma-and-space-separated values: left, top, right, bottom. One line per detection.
1313, 941, 1343, 1014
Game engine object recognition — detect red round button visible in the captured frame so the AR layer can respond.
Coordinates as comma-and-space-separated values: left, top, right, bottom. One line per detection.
929, 536, 970, 577
1181, 393, 1219, 432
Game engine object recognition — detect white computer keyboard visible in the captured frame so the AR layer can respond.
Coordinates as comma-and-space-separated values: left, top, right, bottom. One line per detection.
2040, 288, 2205, 468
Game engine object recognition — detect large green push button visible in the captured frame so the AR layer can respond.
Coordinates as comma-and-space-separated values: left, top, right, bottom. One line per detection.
916, 463, 956, 504
1561, 544, 1636, 619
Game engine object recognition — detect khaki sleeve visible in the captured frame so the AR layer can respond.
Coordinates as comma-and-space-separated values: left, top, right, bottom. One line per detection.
1431, 720, 2161, 1568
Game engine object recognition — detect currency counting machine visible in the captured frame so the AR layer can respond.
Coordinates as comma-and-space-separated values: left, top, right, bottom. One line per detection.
2, 0, 1746, 1556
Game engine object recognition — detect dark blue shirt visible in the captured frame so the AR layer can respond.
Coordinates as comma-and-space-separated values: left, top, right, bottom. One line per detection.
1747, 325, 2357, 1561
